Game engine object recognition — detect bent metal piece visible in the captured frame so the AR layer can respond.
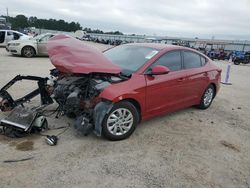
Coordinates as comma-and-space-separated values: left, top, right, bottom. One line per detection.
0, 75, 53, 111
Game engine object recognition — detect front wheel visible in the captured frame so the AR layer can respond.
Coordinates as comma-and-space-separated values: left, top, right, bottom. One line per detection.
198, 85, 215, 109
102, 101, 139, 141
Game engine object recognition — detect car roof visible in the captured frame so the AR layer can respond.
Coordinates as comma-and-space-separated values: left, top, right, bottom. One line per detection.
0, 29, 19, 32
125, 42, 192, 51
0, 30, 26, 35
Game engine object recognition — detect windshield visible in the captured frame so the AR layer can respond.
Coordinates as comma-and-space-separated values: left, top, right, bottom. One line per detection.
104, 45, 159, 73
32, 34, 47, 40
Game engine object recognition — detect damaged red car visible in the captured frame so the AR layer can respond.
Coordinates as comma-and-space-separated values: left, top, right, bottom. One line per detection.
0, 34, 221, 140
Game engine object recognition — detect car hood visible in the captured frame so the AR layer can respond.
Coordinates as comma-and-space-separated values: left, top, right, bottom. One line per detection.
47, 34, 121, 74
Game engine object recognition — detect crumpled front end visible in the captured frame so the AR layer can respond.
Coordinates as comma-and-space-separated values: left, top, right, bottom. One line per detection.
51, 72, 120, 135
47, 34, 121, 74
0, 70, 126, 137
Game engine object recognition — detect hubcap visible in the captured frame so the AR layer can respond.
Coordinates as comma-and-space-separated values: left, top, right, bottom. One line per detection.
24, 47, 33, 57
107, 108, 133, 136
204, 88, 213, 106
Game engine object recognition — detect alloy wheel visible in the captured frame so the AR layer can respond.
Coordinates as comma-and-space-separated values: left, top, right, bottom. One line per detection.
23, 47, 34, 57
203, 88, 214, 106
107, 108, 133, 136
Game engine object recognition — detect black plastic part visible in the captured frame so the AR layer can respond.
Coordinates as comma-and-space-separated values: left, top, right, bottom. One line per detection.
0, 75, 53, 110
93, 101, 114, 136
75, 115, 94, 136
2, 126, 27, 138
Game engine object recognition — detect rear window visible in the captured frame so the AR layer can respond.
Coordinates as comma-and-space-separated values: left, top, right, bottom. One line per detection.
13, 32, 21, 40
183, 51, 202, 69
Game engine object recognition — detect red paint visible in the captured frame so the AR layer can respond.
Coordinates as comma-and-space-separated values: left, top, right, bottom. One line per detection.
99, 45, 221, 121
47, 34, 121, 74
151, 65, 170, 75
48, 35, 221, 121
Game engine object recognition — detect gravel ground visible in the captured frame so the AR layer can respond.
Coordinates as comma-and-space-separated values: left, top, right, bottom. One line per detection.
0, 42, 250, 188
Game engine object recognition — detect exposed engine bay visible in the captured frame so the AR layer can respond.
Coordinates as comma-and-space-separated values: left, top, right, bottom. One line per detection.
0, 69, 126, 138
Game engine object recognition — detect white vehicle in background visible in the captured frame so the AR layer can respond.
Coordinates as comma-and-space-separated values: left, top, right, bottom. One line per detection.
74, 30, 87, 40
0, 30, 31, 47
6, 33, 55, 58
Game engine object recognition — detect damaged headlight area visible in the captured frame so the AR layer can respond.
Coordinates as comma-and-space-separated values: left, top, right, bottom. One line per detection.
52, 74, 115, 135
0, 71, 123, 137
53, 76, 110, 115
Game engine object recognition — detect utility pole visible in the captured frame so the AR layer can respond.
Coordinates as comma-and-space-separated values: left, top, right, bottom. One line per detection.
6, 7, 9, 21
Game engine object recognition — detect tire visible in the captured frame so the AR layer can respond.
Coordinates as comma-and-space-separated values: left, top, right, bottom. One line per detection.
102, 101, 139, 141
22, 46, 35, 58
234, 61, 240, 65
198, 85, 215, 109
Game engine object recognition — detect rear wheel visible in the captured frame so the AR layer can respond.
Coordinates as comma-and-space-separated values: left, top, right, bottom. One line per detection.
198, 85, 215, 109
102, 101, 139, 141
22, 46, 35, 58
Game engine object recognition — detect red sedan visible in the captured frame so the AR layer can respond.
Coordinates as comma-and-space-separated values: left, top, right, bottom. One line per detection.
49, 35, 222, 140
0, 35, 221, 141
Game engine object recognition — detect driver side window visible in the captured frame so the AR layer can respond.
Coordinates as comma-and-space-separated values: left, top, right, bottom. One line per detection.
152, 51, 182, 71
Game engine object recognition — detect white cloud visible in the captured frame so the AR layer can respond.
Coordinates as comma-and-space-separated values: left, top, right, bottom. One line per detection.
0, 0, 250, 39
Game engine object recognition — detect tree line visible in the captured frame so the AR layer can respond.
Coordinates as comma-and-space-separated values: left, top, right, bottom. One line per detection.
82, 27, 123, 35
2, 14, 123, 35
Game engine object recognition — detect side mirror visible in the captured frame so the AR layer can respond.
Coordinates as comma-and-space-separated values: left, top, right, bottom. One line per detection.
150, 65, 170, 75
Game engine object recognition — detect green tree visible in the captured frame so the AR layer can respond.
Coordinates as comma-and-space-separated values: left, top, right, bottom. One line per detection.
12, 15, 28, 29
1, 14, 122, 34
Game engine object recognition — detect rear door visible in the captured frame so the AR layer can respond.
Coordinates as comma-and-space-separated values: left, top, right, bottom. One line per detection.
145, 50, 189, 116
182, 51, 209, 103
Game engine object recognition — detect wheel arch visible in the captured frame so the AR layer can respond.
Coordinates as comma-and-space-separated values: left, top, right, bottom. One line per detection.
93, 98, 141, 138
21, 45, 37, 56
119, 98, 142, 122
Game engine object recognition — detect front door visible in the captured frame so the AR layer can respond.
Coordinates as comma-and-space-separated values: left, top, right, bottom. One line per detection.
145, 51, 189, 117
37, 34, 53, 55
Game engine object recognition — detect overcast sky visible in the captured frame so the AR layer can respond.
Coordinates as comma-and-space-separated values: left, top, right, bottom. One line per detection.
0, 0, 250, 40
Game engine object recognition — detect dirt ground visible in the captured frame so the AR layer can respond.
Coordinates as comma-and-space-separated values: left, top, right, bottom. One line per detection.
0, 42, 250, 188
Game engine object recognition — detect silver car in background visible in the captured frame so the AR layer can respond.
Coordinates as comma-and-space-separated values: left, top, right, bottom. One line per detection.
6, 33, 55, 57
